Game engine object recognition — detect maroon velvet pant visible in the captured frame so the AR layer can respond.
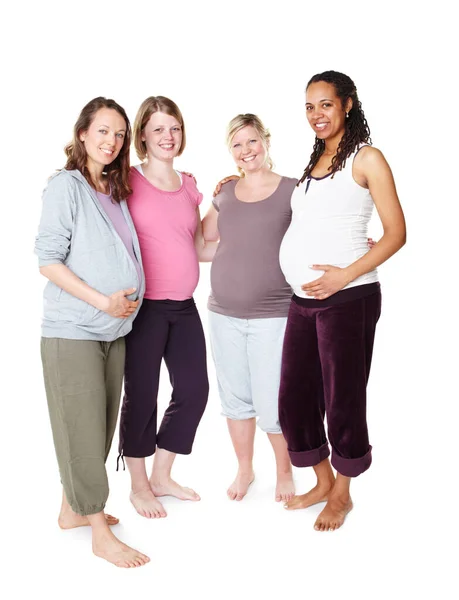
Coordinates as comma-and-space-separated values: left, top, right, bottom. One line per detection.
278, 283, 381, 477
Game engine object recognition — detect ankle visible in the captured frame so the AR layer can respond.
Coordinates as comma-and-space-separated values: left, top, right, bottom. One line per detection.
131, 482, 153, 494
329, 488, 351, 502
317, 476, 335, 490
276, 464, 293, 476
237, 463, 254, 474
149, 472, 171, 485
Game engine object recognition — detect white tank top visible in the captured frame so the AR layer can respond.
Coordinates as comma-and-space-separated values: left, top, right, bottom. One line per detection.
279, 144, 378, 298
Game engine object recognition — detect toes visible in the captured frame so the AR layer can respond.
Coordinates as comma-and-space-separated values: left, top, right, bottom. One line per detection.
227, 489, 237, 500
275, 494, 282, 502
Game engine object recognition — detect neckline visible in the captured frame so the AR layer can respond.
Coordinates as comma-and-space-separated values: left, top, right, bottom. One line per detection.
234, 176, 284, 204
133, 164, 185, 195
309, 171, 333, 181
308, 144, 365, 181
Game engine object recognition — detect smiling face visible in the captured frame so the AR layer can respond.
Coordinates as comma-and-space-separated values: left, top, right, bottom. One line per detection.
230, 125, 268, 173
305, 81, 352, 142
79, 108, 127, 172
142, 111, 183, 162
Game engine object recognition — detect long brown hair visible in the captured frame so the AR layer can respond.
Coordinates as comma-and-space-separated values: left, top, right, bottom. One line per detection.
133, 96, 186, 160
64, 97, 132, 202
298, 71, 372, 184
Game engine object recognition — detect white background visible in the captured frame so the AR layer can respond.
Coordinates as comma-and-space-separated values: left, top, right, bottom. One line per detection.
1, 0, 457, 598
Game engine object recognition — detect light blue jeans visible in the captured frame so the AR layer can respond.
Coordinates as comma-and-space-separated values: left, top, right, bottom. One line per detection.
208, 311, 287, 433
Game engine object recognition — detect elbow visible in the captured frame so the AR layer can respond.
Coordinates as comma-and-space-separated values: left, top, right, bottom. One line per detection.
398, 227, 407, 250
39, 263, 61, 277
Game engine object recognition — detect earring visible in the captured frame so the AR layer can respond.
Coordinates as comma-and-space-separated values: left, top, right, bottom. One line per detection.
346, 112, 349, 119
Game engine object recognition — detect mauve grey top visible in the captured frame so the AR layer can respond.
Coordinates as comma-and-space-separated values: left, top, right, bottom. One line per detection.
96, 191, 143, 286
208, 176, 297, 319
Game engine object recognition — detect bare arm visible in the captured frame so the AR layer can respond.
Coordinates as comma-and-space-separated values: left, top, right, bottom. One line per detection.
194, 207, 219, 262
36, 173, 138, 317
202, 204, 220, 242
40, 264, 139, 318
344, 147, 406, 281
302, 147, 406, 299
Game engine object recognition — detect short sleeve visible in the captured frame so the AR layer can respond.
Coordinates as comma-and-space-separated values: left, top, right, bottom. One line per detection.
181, 173, 203, 207
34, 172, 76, 266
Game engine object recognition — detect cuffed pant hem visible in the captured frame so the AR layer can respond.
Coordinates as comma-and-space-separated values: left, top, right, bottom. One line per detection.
331, 445, 372, 477
69, 503, 106, 517
223, 413, 257, 421
289, 442, 330, 467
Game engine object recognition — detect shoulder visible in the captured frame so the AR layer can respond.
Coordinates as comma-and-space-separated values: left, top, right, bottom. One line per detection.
354, 145, 387, 168
129, 165, 142, 183
213, 179, 236, 211
277, 175, 299, 199
281, 175, 299, 188
182, 172, 203, 205
43, 169, 77, 198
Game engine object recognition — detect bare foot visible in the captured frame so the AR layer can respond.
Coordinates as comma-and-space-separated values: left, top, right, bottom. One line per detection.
314, 495, 353, 531
93, 529, 150, 568
130, 487, 167, 518
284, 477, 334, 511
275, 471, 295, 503
59, 511, 119, 529
227, 470, 255, 501
150, 478, 200, 501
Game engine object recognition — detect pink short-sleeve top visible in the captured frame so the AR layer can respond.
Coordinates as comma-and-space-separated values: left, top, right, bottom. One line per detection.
128, 167, 203, 300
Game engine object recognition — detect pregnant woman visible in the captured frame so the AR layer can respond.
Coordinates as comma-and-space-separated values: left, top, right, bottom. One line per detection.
118, 96, 214, 519
203, 114, 297, 503
279, 70, 406, 531
35, 97, 149, 567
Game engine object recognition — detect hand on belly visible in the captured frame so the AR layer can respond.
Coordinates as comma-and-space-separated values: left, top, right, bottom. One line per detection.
301, 264, 351, 300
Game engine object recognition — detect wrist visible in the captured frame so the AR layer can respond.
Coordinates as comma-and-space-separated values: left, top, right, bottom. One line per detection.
95, 294, 110, 312
343, 266, 356, 286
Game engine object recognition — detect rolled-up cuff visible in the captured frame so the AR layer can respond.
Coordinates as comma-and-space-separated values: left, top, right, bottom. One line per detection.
289, 442, 330, 467
331, 445, 372, 477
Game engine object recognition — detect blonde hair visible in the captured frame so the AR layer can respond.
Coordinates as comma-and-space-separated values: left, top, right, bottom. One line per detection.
226, 113, 273, 176
133, 96, 186, 160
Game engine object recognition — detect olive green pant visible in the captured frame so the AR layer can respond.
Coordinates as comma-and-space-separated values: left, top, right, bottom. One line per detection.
41, 337, 125, 516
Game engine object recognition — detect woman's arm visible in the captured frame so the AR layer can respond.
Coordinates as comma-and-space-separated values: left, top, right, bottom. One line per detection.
194, 207, 219, 262
40, 264, 138, 318
302, 147, 406, 299
202, 204, 220, 242
36, 174, 138, 318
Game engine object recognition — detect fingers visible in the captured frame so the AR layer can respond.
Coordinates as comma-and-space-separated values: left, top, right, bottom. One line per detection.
123, 287, 137, 296
301, 279, 323, 290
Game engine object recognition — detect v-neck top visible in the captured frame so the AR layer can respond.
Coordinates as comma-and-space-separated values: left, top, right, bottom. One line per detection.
127, 166, 203, 300
95, 191, 143, 286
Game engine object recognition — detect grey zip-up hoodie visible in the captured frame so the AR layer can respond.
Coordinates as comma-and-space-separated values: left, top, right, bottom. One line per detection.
35, 169, 145, 341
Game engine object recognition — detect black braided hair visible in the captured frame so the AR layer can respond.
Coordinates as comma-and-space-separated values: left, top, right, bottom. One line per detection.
298, 71, 372, 185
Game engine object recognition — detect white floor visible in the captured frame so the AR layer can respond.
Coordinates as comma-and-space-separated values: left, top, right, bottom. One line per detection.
5, 348, 454, 599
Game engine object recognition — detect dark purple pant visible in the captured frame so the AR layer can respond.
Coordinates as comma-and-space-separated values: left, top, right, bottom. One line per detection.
278, 284, 381, 477
119, 298, 209, 458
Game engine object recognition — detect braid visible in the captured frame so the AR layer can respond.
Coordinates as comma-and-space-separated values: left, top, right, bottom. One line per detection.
298, 71, 372, 185
298, 138, 324, 185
